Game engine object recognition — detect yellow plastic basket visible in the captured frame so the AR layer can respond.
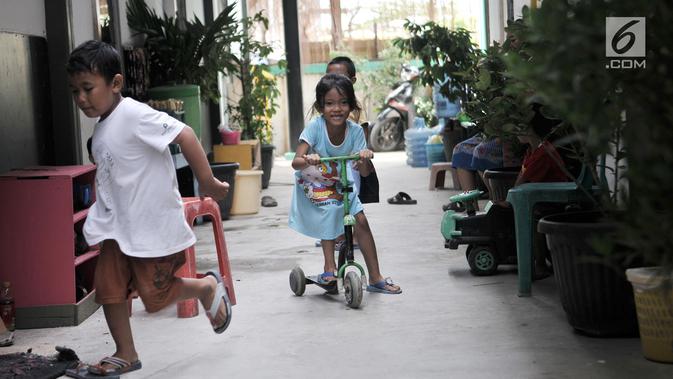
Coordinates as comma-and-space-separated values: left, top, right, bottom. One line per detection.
626, 267, 673, 363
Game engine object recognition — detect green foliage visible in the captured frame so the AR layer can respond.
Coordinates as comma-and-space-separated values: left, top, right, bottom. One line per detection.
226, 11, 286, 144
350, 46, 415, 119
393, 21, 481, 104
126, 0, 239, 102
505, 0, 673, 269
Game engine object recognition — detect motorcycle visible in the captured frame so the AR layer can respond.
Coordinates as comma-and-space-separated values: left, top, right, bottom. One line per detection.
368, 64, 420, 152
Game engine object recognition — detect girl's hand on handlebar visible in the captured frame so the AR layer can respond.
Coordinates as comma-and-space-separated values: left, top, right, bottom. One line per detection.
303, 153, 321, 166
358, 149, 374, 162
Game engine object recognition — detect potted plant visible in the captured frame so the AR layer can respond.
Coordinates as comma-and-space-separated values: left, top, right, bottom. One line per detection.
508, 1, 673, 346
226, 11, 286, 189
127, 0, 239, 103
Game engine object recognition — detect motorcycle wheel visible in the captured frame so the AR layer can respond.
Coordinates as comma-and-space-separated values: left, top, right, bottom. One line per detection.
369, 116, 404, 152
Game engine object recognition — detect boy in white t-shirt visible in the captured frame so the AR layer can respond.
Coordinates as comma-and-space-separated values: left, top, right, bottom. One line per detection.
66, 40, 232, 377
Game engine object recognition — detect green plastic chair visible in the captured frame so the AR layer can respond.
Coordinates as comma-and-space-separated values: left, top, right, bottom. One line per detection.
506, 166, 598, 296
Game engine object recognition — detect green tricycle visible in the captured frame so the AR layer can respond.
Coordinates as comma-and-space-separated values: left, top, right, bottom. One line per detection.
289, 154, 367, 309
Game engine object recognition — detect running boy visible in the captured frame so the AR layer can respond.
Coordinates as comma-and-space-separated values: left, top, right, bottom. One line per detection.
66, 40, 232, 377
289, 73, 401, 294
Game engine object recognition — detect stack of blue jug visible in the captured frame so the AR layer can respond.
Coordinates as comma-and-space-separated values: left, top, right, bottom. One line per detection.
405, 118, 434, 167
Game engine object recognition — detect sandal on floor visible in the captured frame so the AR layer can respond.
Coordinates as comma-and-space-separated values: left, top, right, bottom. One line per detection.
387, 191, 417, 205
261, 195, 277, 207
205, 271, 233, 334
366, 277, 402, 294
86, 356, 142, 376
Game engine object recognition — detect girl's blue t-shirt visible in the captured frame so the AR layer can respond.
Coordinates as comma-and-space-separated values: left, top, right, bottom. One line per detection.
288, 116, 367, 240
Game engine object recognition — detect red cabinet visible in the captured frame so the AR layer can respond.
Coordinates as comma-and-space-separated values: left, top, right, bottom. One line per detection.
0, 165, 99, 328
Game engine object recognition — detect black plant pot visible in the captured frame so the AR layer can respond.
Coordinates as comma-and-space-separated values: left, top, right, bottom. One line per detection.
210, 162, 239, 220
177, 162, 239, 220
538, 211, 639, 337
261, 144, 275, 189
484, 166, 521, 202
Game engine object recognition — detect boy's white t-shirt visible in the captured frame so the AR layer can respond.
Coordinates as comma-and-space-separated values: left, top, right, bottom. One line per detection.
83, 97, 196, 258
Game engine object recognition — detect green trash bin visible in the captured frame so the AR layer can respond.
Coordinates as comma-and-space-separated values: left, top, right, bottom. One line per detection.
148, 84, 201, 140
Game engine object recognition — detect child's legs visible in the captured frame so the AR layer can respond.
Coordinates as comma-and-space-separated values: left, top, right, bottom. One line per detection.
320, 239, 337, 274
94, 240, 139, 363
354, 212, 400, 291
129, 251, 186, 313
353, 212, 382, 283
131, 251, 229, 329
456, 168, 476, 191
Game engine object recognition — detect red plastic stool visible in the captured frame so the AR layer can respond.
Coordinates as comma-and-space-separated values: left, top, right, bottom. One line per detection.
176, 197, 236, 318
126, 197, 236, 318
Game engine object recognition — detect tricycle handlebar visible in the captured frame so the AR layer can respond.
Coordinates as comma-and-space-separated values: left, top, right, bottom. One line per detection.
319, 154, 361, 162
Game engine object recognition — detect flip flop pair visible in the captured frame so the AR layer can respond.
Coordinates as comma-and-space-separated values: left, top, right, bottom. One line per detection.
387, 191, 417, 205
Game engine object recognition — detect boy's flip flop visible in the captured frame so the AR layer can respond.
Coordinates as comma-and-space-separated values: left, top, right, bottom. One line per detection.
205, 271, 233, 334
83, 356, 141, 377
387, 191, 417, 205
366, 277, 402, 294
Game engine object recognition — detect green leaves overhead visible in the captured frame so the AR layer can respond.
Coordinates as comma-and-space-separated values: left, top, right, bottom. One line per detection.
127, 0, 240, 102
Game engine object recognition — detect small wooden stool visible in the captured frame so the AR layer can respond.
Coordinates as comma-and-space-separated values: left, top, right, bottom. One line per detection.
429, 162, 460, 190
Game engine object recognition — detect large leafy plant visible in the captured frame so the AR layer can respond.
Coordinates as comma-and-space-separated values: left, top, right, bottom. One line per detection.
126, 0, 239, 102
505, 1, 673, 269
227, 11, 286, 144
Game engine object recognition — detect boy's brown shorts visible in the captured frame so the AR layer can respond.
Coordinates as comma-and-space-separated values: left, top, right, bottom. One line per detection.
94, 239, 186, 313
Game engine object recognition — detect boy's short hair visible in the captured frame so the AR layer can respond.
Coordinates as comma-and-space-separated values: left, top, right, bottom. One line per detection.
66, 40, 122, 83
327, 56, 356, 78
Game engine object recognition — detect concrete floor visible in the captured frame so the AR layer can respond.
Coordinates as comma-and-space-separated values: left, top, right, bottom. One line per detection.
3, 152, 673, 378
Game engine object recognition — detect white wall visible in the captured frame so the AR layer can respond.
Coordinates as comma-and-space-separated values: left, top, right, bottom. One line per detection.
487, 0, 537, 46
488, 0, 506, 44
0, 0, 46, 37
70, 0, 99, 163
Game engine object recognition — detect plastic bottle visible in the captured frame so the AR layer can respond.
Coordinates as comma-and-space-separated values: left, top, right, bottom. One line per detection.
404, 117, 433, 167
0, 282, 15, 331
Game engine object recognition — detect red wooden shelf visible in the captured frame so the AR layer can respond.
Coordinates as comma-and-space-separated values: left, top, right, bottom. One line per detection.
0, 164, 98, 328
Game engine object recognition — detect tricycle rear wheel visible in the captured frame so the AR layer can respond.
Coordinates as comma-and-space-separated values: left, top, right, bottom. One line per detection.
289, 266, 306, 296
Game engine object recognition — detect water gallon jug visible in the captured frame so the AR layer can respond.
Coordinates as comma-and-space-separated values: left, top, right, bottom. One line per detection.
405, 118, 434, 167
433, 81, 461, 119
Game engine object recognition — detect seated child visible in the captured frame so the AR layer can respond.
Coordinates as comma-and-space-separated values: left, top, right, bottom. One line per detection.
515, 103, 569, 278
289, 73, 401, 294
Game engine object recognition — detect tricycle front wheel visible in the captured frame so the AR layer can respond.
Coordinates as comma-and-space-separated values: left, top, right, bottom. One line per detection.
344, 271, 363, 308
